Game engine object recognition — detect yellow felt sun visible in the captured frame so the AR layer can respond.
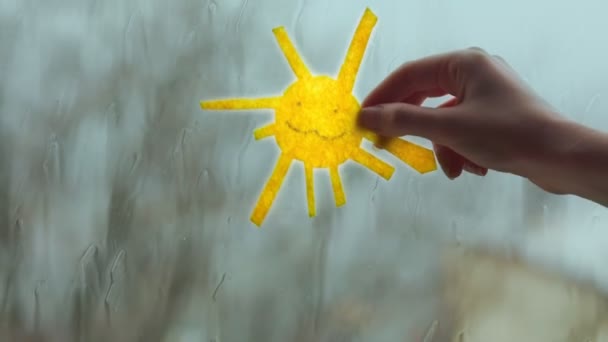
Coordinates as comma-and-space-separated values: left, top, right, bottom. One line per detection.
201, 8, 437, 227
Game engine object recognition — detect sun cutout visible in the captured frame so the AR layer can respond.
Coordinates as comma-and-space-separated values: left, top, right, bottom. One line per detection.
200, 8, 437, 227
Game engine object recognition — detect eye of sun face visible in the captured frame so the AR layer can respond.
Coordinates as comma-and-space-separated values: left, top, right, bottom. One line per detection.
200, 8, 438, 227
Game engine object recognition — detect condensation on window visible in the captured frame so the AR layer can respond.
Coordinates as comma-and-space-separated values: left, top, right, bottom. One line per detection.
0, 0, 608, 341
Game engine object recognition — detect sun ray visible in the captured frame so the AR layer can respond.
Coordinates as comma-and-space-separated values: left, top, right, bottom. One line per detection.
364, 132, 437, 174
351, 148, 394, 180
250, 154, 293, 227
337, 8, 378, 92
272, 27, 312, 80
201, 97, 281, 110
254, 123, 277, 140
305, 164, 316, 216
330, 166, 346, 207
379, 139, 437, 174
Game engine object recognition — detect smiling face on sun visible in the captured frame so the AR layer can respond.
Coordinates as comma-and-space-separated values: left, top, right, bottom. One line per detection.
276, 76, 362, 167
201, 8, 437, 227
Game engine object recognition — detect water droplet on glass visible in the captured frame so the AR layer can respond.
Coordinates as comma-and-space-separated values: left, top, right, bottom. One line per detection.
423, 320, 439, 342
110, 250, 126, 284
105, 250, 126, 316
129, 153, 140, 174
181, 128, 189, 148
198, 168, 210, 187
208, 0, 217, 13
79, 244, 99, 289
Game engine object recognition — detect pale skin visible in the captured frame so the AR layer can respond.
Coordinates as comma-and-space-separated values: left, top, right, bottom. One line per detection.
358, 47, 608, 207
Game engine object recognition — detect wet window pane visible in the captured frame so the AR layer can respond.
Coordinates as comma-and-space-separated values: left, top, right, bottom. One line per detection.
1, 0, 608, 341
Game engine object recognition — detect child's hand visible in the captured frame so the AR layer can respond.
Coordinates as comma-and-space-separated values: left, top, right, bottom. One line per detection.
358, 47, 572, 193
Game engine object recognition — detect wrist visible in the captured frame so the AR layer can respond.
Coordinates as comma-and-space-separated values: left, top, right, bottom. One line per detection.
527, 117, 608, 205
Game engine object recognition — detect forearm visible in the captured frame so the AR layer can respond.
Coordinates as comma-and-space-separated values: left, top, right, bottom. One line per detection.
535, 119, 608, 206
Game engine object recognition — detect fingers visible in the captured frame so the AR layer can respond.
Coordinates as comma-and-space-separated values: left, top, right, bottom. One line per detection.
401, 91, 434, 107
358, 86, 489, 179
493, 54, 507, 66
358, 95, 459, 143
432, 98, 464, 179
361, 48, 493, 108
463, 161, 488, 176
429, 98, 488, 179
357, 102, 455, 143
438, 96, 459, 108
434, 144, 488, 179
361, 53, 453, 108
434, 144, 464, 179
359, 50, 495, 180
492, 54, 516, 74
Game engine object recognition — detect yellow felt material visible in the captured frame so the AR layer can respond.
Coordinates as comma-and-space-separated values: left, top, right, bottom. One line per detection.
272, 27, 312, 79
199, 7, 438, 227
351, 148, 394, 180
201, 97, 280, 110
330, 166, 346, 207
364, 132, 437, 174
305, 164, 315, 217
381, 138, 437, 174
250, 154, 292, 226
253, 123, 276, 140
338, 8, 378, 92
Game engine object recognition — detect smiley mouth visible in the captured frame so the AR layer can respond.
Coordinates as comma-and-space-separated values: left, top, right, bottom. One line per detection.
286, 121, 347, 140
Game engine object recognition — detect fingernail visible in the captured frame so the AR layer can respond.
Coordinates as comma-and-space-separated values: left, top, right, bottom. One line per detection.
442, 165, 456, 180
464, 163, 487, 176
443, 164, 464, 180
373, 136, 389, 150
357, 106, 383, 129
474, 167, 488, 176
372, 142, 386, 151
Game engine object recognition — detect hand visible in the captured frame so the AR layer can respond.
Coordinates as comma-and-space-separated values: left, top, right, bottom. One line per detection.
357, 47, 573, 193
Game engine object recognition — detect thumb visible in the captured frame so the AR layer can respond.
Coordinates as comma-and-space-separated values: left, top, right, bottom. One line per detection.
357, 103, 452, 142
